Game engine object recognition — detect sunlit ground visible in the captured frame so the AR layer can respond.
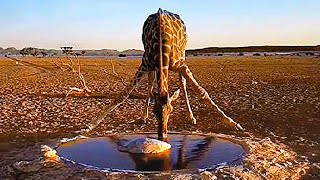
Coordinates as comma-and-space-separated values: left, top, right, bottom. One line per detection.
0, 56, 319, 179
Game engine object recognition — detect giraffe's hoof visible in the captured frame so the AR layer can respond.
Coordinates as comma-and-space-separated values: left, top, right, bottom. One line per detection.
189, 114, 197, 124
142, 115, 148, 121
221, 117, 244, 131
141, 116, 148, 124
235, 123, 244, 131
192, 117, 197, 125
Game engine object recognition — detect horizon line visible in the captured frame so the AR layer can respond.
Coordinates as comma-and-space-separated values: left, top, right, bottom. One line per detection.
1, 44, 320, 51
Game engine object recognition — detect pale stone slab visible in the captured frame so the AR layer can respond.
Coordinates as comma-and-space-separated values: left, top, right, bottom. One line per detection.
118, 138, 171, 154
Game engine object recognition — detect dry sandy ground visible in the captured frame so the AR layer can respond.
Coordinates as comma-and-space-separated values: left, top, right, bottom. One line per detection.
0, 56, 319, 179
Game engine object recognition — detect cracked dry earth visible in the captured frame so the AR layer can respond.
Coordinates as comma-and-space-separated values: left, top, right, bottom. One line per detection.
0, 56, 319, 179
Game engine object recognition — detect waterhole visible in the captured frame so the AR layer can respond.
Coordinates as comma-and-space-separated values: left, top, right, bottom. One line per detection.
57, 133, 246, 172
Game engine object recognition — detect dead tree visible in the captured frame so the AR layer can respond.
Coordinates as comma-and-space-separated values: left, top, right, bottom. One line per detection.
60, 47, 73, 55
6, 51, 92, 97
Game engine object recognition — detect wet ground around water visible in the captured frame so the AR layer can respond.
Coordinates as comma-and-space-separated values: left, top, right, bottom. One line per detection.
0, 56, 319, 179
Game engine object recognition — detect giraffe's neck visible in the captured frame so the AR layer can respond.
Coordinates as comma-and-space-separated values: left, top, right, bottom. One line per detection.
157, 8, 167, 97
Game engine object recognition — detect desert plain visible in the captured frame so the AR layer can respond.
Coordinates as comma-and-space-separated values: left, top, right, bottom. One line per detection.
0, 56, 319, 179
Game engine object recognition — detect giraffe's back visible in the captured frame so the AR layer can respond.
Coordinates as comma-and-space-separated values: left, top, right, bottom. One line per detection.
142, 9, 187, 71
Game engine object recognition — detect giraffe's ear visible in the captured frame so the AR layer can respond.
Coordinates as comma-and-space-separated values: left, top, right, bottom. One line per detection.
169, 89, 180, 102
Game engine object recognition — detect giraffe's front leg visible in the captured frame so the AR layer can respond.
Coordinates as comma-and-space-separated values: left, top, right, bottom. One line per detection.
180, 65, 244, 131
142, 71, 156, 122
179, 74, 197, 124
79, 66, 148, 135
143, 97, 151, 122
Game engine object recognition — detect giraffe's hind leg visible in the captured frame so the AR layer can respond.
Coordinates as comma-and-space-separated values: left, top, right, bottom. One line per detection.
180, 65, 244, 130
179, 74, 197, 124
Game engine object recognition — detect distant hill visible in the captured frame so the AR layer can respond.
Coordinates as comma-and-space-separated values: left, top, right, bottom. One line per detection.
79, 49, 144, 56
186, 45, 320, 55
121, 49, 144, 55
0, 47, 19, 54
0, 47, 144, 56
83, 49, 119, 56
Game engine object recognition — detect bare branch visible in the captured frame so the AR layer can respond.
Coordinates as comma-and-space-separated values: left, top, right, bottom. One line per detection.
5, 55, 51, 73
52, 54, 92, 97
52, 60, 67, 71
65, 55, 76, 73
74, 55, 91, 93
113, 60, 127, 67
109, 59, 117, 75
94, 62, 127, 87
53, 56, 73, 72
66, 87, 84, 97
6, 55, 91, 97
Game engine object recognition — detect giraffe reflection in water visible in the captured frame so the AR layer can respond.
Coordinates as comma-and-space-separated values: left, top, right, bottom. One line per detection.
115, 135, 213, 171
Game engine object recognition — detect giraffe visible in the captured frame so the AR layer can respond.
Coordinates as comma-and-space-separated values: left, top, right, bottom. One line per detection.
83, 8, 243, 141
140, 8, 243, 140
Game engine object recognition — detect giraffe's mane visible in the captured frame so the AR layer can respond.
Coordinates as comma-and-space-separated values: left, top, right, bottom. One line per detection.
153, 8, 183, 22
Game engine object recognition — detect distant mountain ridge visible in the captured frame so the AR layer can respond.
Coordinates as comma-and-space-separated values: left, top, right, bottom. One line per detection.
0, 45, 319, 56
186, 45, 320, 54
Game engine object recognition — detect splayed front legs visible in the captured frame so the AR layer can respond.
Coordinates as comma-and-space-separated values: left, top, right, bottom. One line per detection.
180, 65, 243, 130
142, 63, 243, 142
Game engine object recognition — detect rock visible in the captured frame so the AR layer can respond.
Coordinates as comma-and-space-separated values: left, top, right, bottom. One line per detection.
118, 138, 171, 154
13, 161, 42, 173
41, 145, 59, 162
199, 171, 217, 180
173, 174, 193, 180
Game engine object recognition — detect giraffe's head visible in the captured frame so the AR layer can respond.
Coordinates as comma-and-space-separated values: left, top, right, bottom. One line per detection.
153, 89, 180, 140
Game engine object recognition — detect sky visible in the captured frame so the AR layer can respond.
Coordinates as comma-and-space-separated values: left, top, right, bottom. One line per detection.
0, 0, 319, 50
